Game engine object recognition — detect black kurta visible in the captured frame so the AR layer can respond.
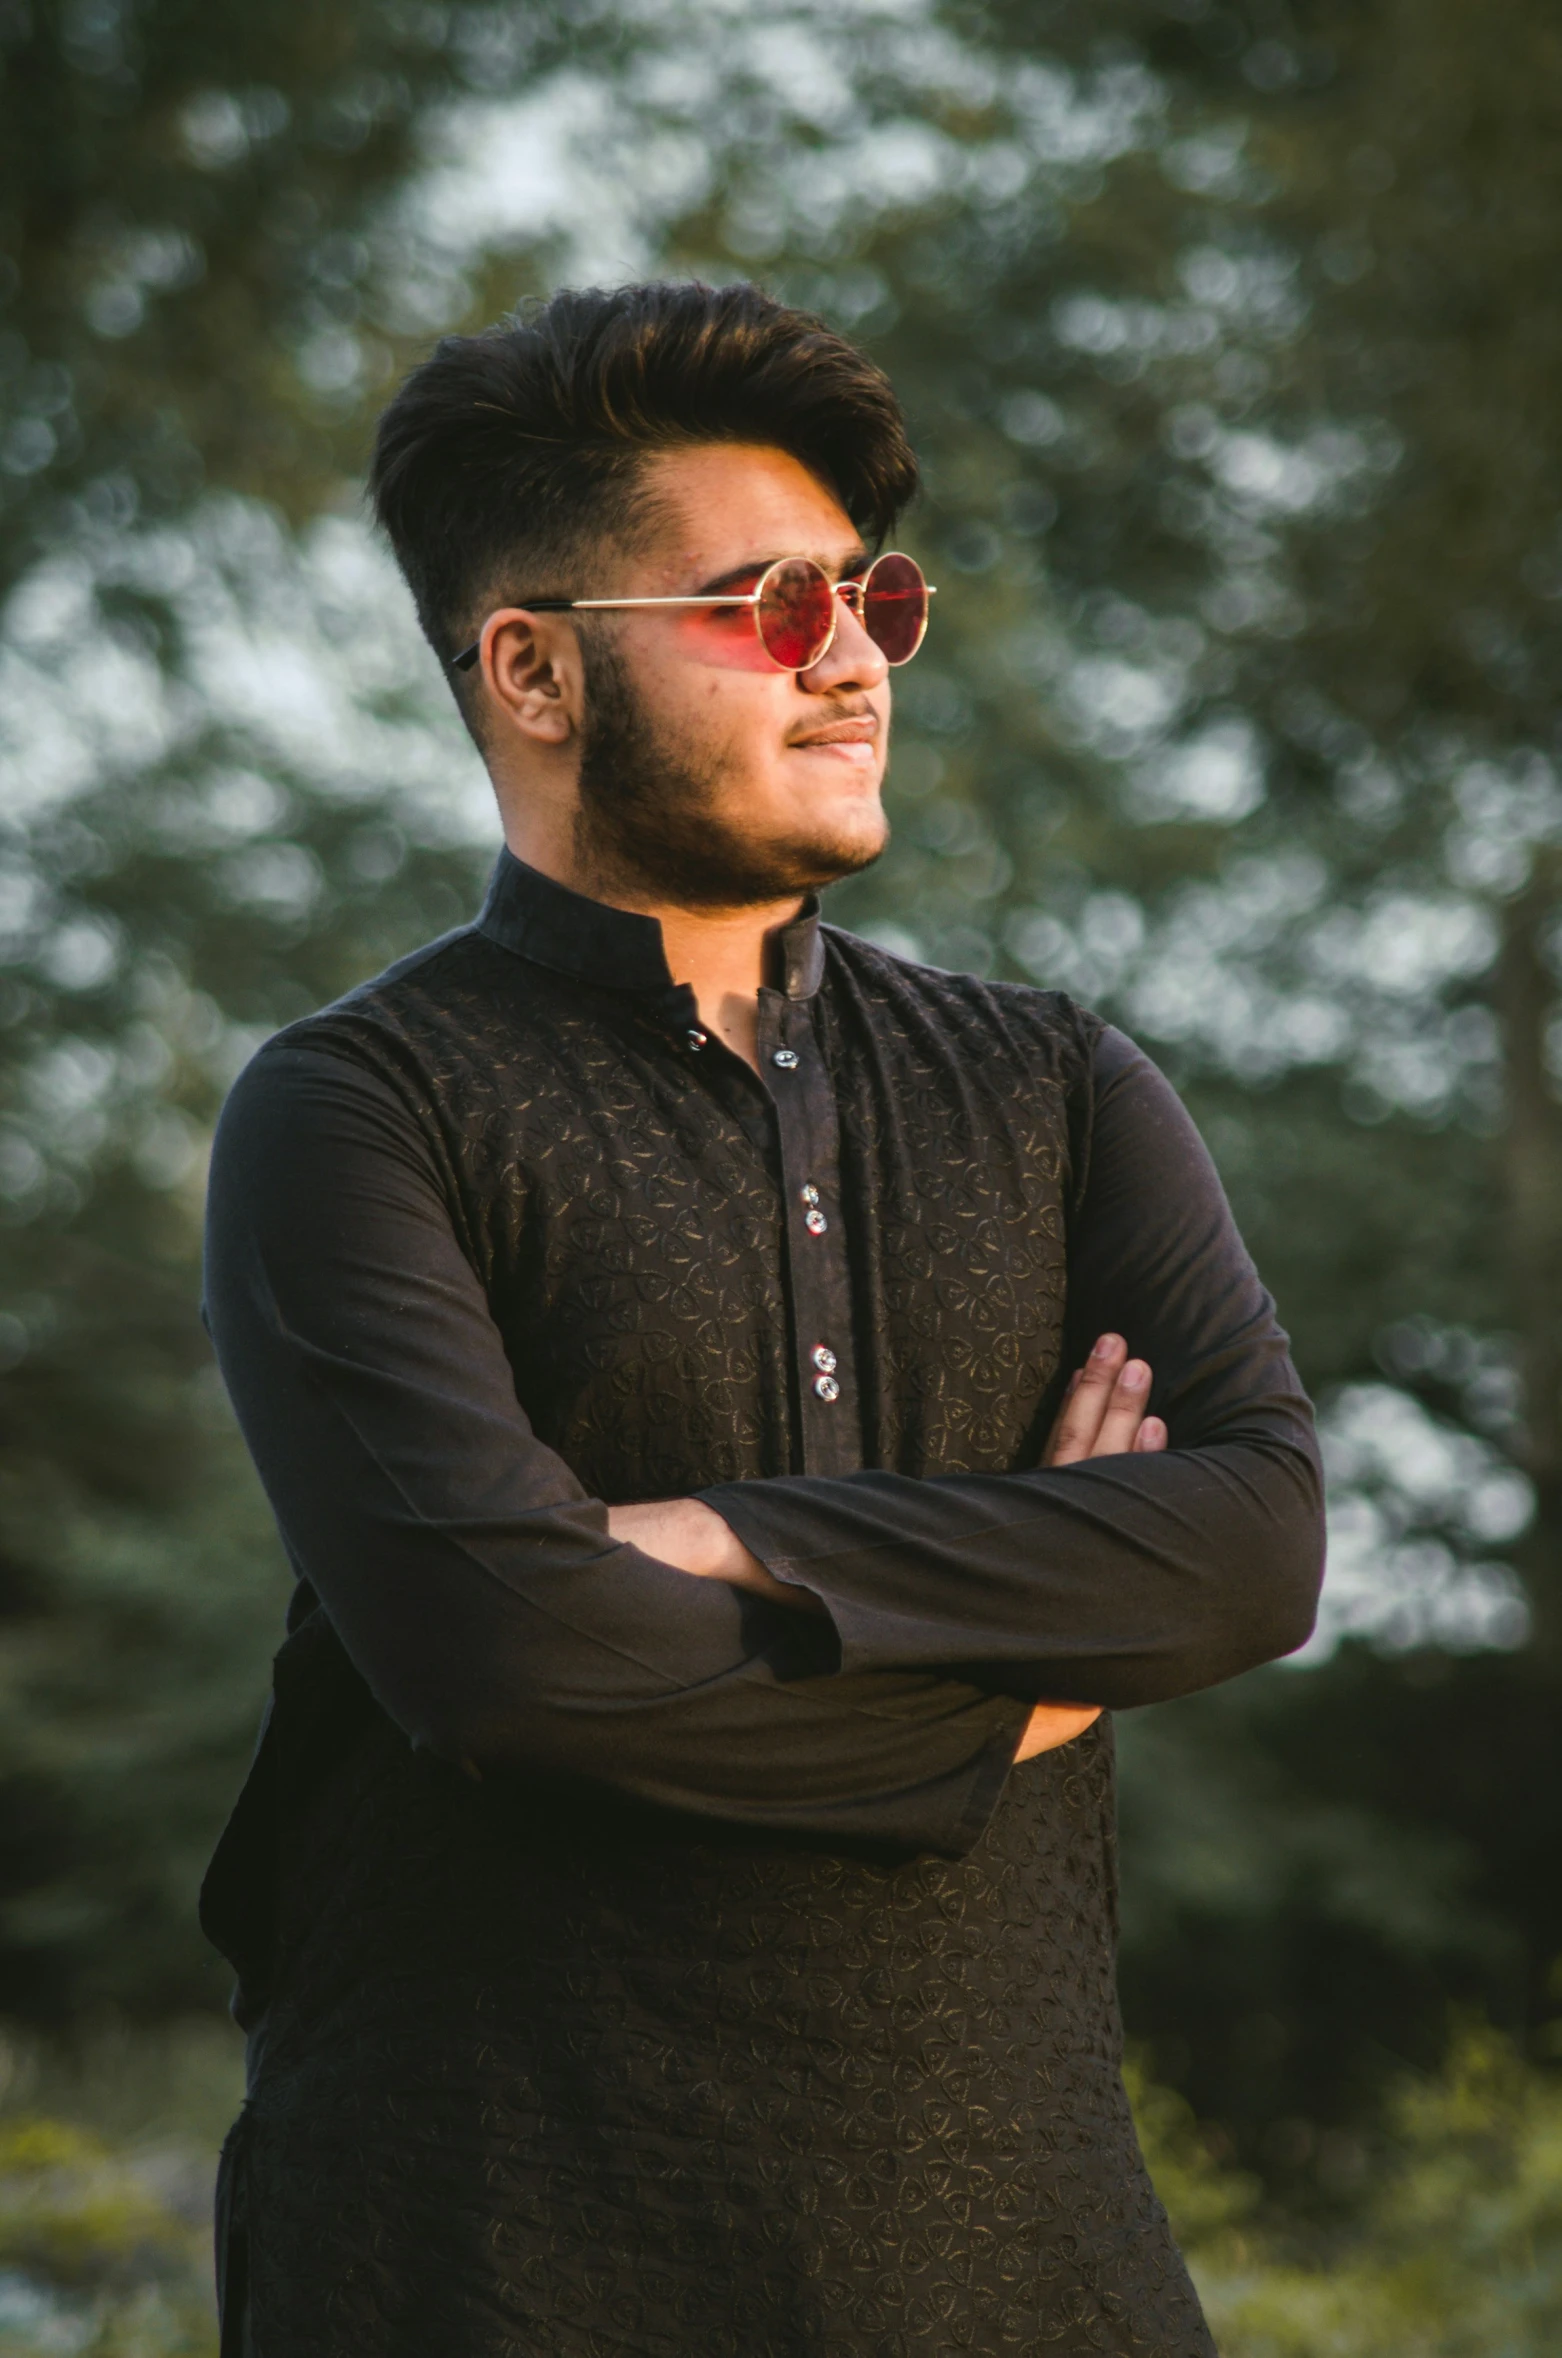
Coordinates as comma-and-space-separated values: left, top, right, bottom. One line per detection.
202, 849, 1322, 2357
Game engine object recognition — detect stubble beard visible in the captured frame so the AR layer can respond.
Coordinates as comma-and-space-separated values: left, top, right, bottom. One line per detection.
573, 630, 886, 910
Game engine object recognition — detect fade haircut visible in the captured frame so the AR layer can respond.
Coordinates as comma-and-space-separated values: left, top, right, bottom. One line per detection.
368, 280, 920, 737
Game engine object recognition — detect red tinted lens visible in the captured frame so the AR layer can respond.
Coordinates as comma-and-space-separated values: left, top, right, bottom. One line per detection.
861, 553, 928, 664
755, 559, 836, 669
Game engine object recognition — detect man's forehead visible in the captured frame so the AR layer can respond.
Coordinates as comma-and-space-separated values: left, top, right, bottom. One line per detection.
637, 441, 862, 570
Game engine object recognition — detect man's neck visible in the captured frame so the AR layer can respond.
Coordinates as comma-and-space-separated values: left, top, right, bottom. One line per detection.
651, 900, 806, 1069
503, 810, 803, 1070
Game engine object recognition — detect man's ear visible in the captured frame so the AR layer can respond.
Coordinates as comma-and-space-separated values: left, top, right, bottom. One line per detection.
479, 610, 584, 748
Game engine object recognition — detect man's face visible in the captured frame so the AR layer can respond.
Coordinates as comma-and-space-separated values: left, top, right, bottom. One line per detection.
571, 442, 895, 908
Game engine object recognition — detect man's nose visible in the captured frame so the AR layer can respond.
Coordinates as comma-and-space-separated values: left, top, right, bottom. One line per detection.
799, 590, 889, 692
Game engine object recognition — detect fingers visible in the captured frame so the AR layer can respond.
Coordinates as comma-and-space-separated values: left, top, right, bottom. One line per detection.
1045, 1332, 1125, 1464
1093, 1355, 1153, 1458
1044, 1334, 1158, 1465
1133, 1417, 1168, 1454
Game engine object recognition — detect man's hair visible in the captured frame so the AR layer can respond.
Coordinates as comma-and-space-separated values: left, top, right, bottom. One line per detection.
368, 279, 920, 710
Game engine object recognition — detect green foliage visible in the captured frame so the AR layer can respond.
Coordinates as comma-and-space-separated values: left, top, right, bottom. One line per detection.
0, 2017, 241, 2355
2, 0, 1561, 2213
1140, 2024, 1562, 2356
0, 2116, 195, 2285
0, 0, 510, 2014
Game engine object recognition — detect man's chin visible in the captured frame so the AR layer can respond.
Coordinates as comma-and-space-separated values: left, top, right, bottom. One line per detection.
766, 788, 890, 887
738, 818, 889, 901
578, 805, 887, 909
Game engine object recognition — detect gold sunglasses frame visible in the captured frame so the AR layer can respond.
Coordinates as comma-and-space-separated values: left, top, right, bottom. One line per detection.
450, 551, 935, 675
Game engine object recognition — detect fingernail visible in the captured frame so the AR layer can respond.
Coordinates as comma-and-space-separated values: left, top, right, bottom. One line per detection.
1091, 1334, 1121, 1363
1122, 1360, 1149, 1392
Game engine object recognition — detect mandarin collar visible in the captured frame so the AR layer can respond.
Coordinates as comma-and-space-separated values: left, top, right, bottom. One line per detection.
475, 850, 826, 1002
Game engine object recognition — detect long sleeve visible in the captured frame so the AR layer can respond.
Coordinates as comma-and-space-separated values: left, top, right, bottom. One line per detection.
705, 1026, 1324, 1707
204, 1040, 1027, 1855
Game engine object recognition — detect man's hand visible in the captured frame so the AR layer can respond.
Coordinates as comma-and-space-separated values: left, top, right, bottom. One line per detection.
1043, 1330, 1167, 1467
607, 1495, 822, 1612
1016, 1332, 1165, 1761
609, 1332, 1164, 1768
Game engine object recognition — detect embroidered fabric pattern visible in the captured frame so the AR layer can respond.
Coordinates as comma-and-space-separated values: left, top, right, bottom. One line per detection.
240, 1710, 1207, 2356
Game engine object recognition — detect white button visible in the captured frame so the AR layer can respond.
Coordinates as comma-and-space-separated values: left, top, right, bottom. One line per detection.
772, 1047, 799, 1069
811, 1344, 837, 1373
813, 1373, 840, 1403
800, 1184, 820, 1206
686, 1027, 708, 1050
804, 1208, 828, 1237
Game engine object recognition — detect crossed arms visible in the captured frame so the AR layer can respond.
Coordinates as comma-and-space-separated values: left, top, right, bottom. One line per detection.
610, 1331, 1171, 1764
203, 1023, 1323, 1860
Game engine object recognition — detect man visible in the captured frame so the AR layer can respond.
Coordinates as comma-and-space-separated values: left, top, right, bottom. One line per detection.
202, 279, 1323, 2356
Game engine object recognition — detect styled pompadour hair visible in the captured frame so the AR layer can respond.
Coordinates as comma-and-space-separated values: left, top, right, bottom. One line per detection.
368, 279, 920, 700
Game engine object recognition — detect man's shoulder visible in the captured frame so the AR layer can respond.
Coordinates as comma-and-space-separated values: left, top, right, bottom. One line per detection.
222, 920, 565, 1137
254, 919, 551, 1067
820, 923, 1105, 1065
312, 921, 504, 1032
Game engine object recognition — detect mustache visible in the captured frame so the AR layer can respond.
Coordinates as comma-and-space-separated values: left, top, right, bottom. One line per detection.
785, 698, 882, 743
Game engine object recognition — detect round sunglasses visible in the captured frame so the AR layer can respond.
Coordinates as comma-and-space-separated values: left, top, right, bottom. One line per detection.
451, 551, 934, 677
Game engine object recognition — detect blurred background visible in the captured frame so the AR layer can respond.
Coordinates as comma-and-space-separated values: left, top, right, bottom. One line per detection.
1, 0, 1561, 2348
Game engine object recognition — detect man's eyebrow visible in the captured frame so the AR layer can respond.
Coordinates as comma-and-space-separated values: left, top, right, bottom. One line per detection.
693, 548, 872, 595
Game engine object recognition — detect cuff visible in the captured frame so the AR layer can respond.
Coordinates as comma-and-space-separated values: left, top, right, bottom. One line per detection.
704, 1480, 953, 1679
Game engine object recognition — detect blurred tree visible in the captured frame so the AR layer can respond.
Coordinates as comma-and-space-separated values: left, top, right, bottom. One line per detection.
650, 0, 1562, 2179
0, 0, 525, 2011
1094, 0, 1562, 2177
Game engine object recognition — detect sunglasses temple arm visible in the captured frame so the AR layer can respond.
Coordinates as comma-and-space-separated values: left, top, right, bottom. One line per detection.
449, 592, 760, 671
568, 593, 763, 611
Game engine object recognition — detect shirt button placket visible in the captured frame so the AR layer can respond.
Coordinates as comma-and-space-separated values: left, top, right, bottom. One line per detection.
761, 994, 856, 1472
